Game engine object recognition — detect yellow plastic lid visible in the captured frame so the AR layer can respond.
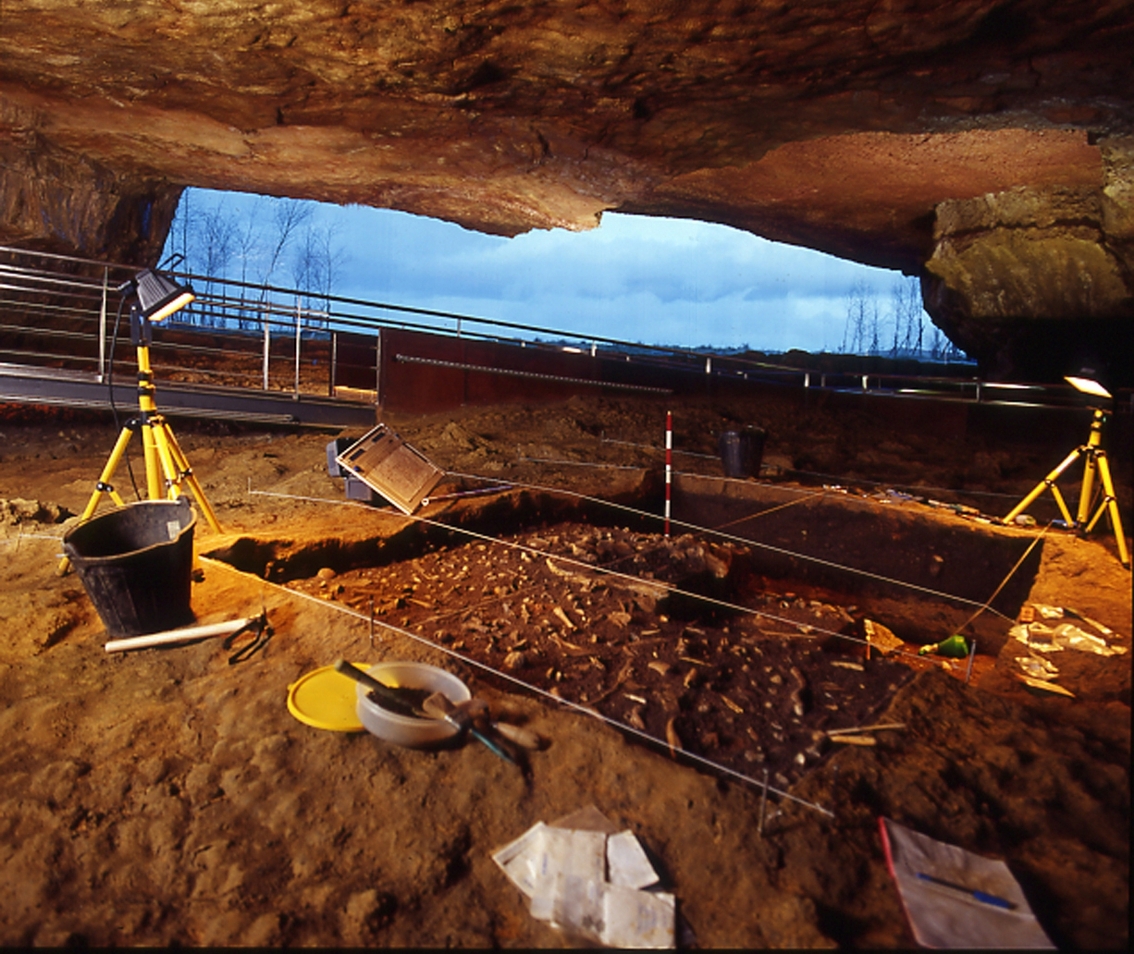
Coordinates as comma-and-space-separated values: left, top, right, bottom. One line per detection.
286, 662, 371, 732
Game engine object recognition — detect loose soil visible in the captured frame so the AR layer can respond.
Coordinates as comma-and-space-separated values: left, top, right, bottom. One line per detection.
0, 392, 1129, 947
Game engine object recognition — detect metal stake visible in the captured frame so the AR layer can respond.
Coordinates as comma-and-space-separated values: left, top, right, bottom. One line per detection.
758, 767, 769, 836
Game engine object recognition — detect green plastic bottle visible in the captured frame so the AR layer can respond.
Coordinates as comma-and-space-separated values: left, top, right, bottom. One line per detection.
918, 634, 970, 658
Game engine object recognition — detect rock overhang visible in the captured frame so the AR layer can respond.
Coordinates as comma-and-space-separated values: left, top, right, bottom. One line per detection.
1, 0, 1132, 381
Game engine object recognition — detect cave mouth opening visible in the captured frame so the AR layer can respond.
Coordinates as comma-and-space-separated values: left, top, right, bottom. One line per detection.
162, 187, 936, 360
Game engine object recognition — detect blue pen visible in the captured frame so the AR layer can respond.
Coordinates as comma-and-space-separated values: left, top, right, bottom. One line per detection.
916, 871, 1016, 910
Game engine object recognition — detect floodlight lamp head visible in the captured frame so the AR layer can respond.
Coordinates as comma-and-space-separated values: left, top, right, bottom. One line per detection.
1064, 374, 1112, 400
134, 268, 195, 322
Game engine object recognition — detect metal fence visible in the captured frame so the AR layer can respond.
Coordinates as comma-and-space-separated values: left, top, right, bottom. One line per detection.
1, 243, 1125, 414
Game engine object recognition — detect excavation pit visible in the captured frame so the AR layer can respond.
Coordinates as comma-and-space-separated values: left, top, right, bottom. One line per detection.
1, 399, 1128, 949
206, 477, 1044, 789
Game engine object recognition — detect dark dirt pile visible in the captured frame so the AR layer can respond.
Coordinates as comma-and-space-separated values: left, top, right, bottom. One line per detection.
0, 393, 1128, 947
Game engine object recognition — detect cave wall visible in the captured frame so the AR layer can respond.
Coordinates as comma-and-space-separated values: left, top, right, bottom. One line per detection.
1, 96, 180, 264
1, 1, 1132, 381
923, 138, 1134, 382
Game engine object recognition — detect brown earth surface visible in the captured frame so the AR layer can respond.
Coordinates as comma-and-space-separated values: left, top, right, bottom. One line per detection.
0, 391, 1129, 948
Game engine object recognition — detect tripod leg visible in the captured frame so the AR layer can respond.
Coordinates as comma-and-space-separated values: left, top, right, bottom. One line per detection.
1047, 484, 1075, 528
140, 418, 164, 500
148, 416, 181, 500
1076, 451, 1098, 527
157, 420, 224, 534
1004, 446, 1081, 526
1089, 452, 1131, 568
57, 426, 133, 574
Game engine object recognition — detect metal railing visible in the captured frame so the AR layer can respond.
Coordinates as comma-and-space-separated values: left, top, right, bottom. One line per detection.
0, 247, 343, 398
1, 244, 1126, 413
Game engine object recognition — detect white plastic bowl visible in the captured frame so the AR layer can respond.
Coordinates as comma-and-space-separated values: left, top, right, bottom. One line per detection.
355, 661, 471, 748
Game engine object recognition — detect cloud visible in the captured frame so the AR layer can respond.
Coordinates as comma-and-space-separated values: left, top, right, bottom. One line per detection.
171, 190, 922, 353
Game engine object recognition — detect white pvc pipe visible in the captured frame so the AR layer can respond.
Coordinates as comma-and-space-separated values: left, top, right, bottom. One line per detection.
104, 617, 254, 653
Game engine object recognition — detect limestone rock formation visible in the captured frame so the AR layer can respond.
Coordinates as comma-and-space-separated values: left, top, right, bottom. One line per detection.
1, 1, 1132, 381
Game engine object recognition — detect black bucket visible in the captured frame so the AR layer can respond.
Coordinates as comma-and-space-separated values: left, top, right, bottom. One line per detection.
718, 426, 767, 479
63, 499, 197, 637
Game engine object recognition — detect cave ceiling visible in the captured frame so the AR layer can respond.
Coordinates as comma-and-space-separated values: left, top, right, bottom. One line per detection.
1, 1, 1132, 381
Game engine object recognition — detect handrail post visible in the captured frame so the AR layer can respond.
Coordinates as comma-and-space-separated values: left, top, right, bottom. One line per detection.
97, 266, 109, 382
262, 311, 270, 390
294, 298, 302, 399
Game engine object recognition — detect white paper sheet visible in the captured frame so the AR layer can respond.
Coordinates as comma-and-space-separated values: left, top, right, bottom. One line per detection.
880, 817, 1054, 949
602, 884, 675, 948
607, 829, 660, 889
492, 817, 675, 948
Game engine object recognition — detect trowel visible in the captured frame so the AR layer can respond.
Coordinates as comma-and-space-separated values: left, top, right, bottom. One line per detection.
332, 658, 433, 717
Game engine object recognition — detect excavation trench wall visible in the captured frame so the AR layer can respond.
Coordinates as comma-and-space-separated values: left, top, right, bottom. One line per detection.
673, 474, 1042, 651
207, 474, 1039, 654
206, 480, 664, 583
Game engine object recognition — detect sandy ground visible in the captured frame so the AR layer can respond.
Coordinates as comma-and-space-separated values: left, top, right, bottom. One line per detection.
0, 392, 1129, 948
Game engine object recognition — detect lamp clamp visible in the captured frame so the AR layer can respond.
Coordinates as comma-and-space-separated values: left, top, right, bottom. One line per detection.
129, 306, 154, 347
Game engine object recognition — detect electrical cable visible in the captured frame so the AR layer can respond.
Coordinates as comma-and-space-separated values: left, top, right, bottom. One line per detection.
106, 293, 126, 433
106, 287, 142, 500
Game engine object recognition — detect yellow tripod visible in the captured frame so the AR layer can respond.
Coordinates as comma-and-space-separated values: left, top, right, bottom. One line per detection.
1004, 407, 1129, 568
59, 286, 223, 574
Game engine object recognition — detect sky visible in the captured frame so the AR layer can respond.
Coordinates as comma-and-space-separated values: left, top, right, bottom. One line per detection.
165, 188, 932, 354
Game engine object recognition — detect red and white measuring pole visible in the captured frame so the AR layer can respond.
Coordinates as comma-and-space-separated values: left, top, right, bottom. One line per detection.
664, 410, 672, 538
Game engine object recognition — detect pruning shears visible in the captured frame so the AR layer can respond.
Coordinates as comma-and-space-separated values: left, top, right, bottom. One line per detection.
223, 610, 273, 664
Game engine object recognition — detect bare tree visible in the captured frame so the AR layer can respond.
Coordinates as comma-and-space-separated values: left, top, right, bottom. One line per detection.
232, 206, 263, 330
888, 276, 923, 357
166, 192, 321, 332
867, 296, 881, 355
291, 221, 347, 328
842, 279, 873, 353
929, 324, 947, 360
165, 193, 240, 326
173, 189, 192, 269
197, 202, 238, 326
261, 198, 313, 287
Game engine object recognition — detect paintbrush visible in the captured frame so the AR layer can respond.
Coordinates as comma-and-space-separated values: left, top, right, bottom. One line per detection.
423, 691, 522, 766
